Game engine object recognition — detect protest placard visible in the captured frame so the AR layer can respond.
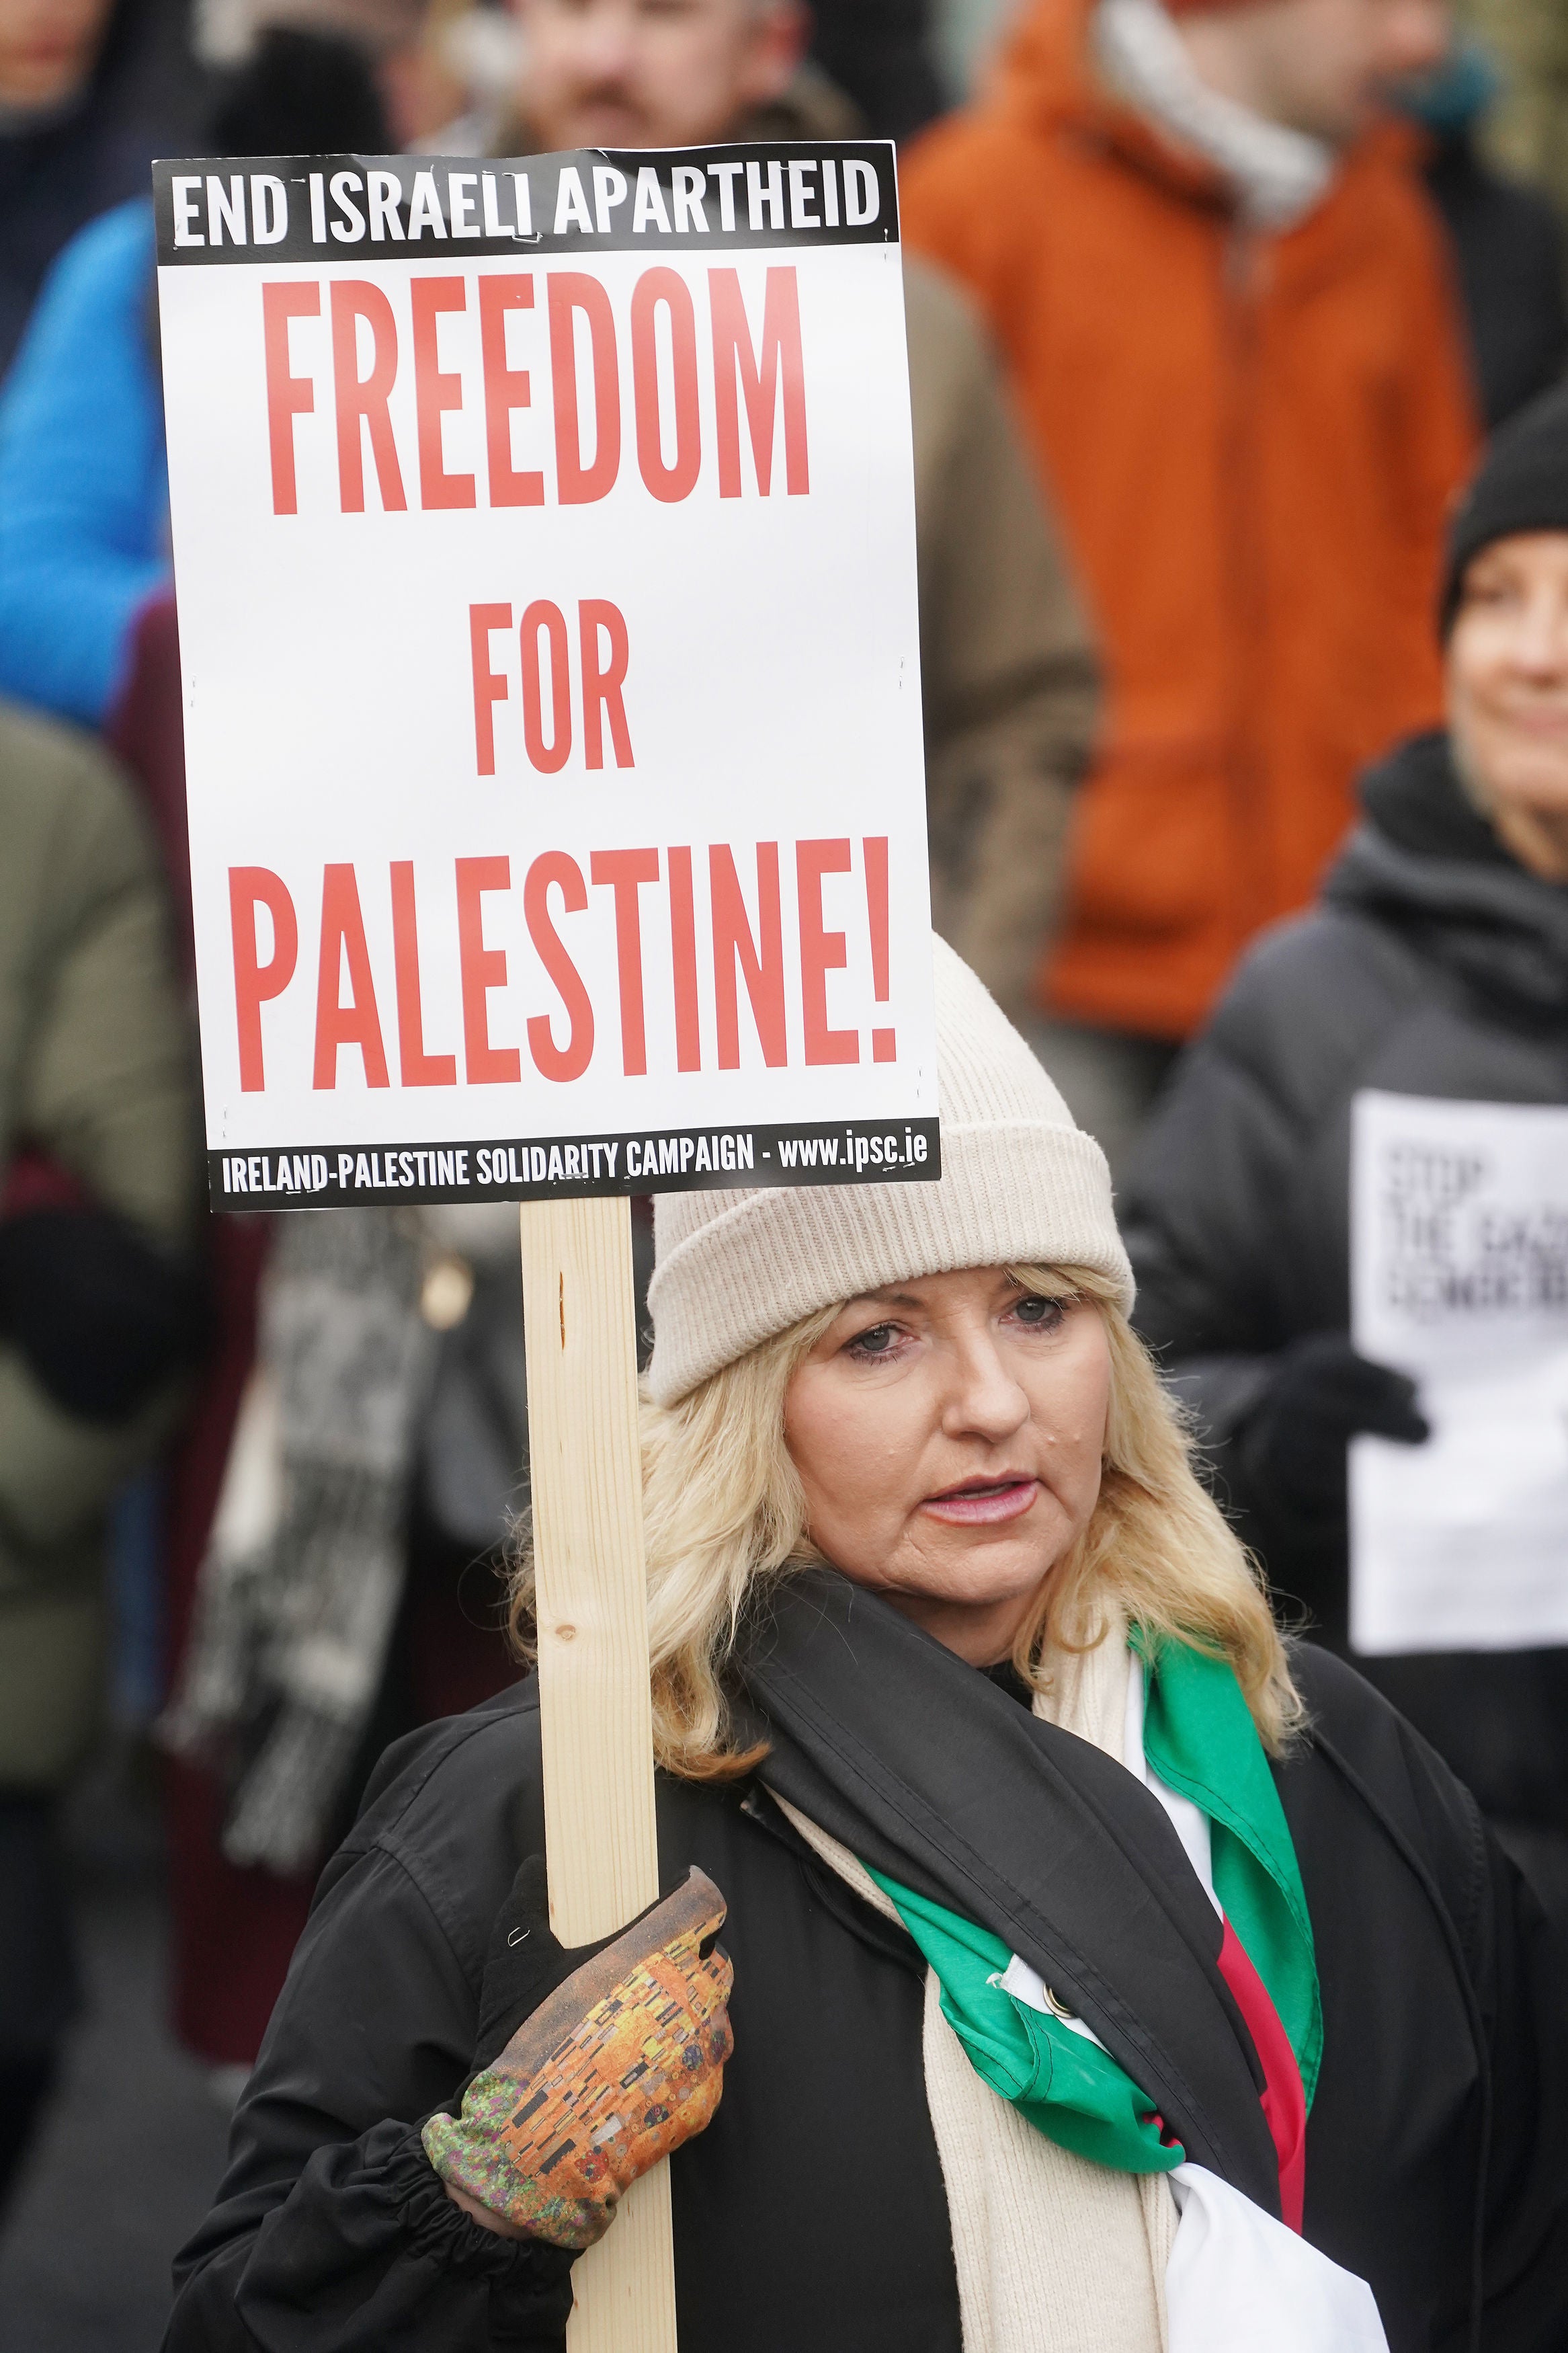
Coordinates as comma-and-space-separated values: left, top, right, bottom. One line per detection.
156, 143, 936, 2350
1350, 1089, 1568, 1654
155, 143, 938, 1211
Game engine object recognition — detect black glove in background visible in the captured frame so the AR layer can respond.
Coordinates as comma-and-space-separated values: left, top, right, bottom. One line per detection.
1235, 1331, 1429, 1539
0, 1206, 211, 1424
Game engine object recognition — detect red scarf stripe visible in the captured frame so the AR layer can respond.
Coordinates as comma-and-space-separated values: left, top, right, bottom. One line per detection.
1217, 1915, 1307, 2231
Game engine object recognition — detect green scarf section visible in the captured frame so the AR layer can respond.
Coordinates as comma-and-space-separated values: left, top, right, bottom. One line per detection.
866, 1636, 1320, 2177
864, 1872, 1185, 2173
1139, 1635, 1321, 2107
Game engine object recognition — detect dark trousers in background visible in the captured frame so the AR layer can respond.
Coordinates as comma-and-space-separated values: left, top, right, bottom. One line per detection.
0, 1794, 78, 2207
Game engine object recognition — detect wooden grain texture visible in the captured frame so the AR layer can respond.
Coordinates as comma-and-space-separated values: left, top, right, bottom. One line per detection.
518, 1194, 678, 2353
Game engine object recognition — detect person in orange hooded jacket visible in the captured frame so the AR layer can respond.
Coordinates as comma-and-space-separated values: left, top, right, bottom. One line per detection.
901, 0, 1479, 1172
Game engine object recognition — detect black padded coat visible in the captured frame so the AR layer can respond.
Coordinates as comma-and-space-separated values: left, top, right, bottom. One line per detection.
163, 1638, 1568, 2353
1122, 730, 1568, 1841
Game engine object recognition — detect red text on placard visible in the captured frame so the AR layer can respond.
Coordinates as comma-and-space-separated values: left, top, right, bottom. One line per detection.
261, 265, 809, 517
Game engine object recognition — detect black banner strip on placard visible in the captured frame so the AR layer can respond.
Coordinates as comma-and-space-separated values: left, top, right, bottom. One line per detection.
153, 143, 897, 267
208, 1115, 940, 1212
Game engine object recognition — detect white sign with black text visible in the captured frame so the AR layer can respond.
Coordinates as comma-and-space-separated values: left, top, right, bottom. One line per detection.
155, 143, 938, 1210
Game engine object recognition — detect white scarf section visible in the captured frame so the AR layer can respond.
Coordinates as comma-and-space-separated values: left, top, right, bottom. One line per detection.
776, 1622, 1388, 2353
1094, 0, 1335, 230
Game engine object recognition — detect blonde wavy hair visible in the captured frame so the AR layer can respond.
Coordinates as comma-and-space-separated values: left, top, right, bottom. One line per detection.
508, 1264, 1302, 1780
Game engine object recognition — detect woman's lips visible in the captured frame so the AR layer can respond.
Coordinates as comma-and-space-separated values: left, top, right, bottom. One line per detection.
919, 1476, 1040, 1526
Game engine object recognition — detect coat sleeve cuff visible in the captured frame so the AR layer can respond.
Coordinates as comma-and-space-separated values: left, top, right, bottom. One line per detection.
388, 2122, 577, 2292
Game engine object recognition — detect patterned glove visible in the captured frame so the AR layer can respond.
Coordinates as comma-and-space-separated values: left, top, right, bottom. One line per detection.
423, 1864, 733, 2249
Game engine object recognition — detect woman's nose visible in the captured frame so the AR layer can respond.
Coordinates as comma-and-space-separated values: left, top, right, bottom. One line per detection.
941, 1337, 1030, 1441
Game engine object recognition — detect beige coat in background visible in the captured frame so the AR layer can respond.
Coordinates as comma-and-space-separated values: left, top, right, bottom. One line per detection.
903, 254, 1100, 1022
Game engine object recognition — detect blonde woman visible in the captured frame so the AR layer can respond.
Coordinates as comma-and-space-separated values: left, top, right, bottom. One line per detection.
166, 943, 1568, 2353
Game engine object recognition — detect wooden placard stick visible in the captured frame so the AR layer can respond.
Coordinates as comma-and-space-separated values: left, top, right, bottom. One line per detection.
518, 1192, 679, 2353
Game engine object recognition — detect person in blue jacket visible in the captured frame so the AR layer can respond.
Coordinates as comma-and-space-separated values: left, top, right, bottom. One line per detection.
0, 196, 166, 727
0, 26, 393, 729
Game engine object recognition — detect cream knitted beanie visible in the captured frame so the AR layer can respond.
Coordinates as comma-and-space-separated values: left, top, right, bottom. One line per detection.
646, 936, 1133, 1404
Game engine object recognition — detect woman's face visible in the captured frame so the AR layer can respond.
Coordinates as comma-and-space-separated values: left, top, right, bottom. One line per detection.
782, 1268, 1110, 1665
1447, 530, 1568, 883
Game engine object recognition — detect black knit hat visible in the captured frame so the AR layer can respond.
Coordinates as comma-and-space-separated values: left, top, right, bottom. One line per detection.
1442, 382, 1568, 634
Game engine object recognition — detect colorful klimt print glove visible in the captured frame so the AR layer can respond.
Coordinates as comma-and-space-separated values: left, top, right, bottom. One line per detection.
423, 1864, 733, 2249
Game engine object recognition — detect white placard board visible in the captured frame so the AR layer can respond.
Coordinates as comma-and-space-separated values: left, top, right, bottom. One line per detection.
1350, 1089, 1568, 1654
154, 145, 938, 1212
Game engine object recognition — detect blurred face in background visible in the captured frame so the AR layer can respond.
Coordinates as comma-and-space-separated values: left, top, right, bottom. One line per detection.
1177, 0, 1449, 147
378, 37, 467, 150
513, 0, 805, 151
0, 0, 114, 109
1447, 532, 1568, 886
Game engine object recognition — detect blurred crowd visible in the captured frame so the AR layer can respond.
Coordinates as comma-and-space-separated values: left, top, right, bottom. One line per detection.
1, 0, 1567, 2303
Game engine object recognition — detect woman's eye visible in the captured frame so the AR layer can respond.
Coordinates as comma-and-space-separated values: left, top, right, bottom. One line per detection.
1011, 1295, 1065, 1332
847, 1322, 901, 1358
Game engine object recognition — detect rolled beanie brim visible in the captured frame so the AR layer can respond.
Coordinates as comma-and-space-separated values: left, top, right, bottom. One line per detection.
647, 936, 1134, 1402
1442, 383, 1568, 632
646, 1119, 1132, 1406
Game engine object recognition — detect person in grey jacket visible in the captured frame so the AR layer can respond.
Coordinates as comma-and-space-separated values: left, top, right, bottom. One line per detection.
1121, 384, 1568, 1911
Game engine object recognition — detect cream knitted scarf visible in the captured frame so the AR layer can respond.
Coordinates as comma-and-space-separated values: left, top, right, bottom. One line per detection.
778, 1623, 1177, 2353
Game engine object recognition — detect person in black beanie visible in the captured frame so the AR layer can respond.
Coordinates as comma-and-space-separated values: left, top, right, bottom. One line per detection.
1121, 383, 1568, 1915
1442, 384, 1568, 639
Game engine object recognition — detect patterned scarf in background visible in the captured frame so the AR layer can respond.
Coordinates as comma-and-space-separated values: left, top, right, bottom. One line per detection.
159, 1209, 435, 1876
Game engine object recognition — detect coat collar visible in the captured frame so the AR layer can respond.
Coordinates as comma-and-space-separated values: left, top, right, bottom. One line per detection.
1326, 730, 1568, 1021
